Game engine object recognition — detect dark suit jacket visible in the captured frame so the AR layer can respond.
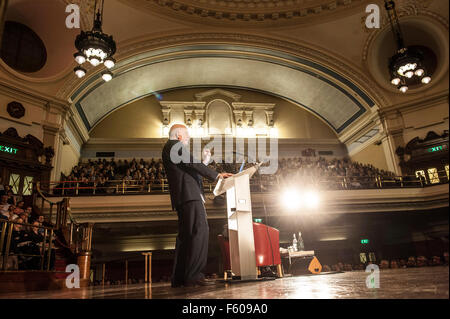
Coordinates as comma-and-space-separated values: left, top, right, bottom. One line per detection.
162, 139, 219, 210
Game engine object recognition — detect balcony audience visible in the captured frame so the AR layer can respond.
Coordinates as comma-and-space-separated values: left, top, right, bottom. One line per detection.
0, 195, 10, 217
58, 155, 401, 195
7, 205, 18, 221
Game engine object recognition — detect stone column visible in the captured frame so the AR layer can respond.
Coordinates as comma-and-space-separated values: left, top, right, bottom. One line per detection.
142, 252, 152, 283
77, 251, 92, 287
378, 111, 406, 175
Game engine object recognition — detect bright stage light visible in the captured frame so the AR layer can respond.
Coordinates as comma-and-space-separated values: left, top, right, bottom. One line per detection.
281, 188, 302, 211
304, 190, 320, 209
281, 189, 320, 211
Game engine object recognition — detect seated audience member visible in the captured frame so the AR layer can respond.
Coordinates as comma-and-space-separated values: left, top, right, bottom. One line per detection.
416, 256, 428, 267
379, 260, 389, 269
36, 215, 46, 235
431, 256, 442, 266
13, 205, 24, 217
350, 178, 362, 189
442, 252, 448, 265
406, 256, 416, 267
10, 218, 30, 258
331, 264, 341, 272
7, 205, 18, 221
0, 177, 4, 196
398, 259, 407, 268
0, 195, 10, 217
19, 213, 28, 225
6, 189, 16, 205
354, 263, 365, 270
322, 265, 331, 272
343, 263, 353, 271
390, 260, 399, 269
25, 206, 33, 217
26, 221, 44, 269
15, 200, 25, 212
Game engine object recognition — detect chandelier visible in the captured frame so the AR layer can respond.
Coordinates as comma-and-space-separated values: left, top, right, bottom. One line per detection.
73, 0, 116, 82
384, 0, 431, 93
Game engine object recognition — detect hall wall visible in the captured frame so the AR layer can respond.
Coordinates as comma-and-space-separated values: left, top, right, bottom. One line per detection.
350, 143, 389, 172
89, 87, 338, 140
84, 87, 346, 160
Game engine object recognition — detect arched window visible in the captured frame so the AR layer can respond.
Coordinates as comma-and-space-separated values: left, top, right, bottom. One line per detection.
207, 99, 232, 135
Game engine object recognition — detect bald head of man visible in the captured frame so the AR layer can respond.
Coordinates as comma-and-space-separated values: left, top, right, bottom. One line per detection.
169, 124, 190, 145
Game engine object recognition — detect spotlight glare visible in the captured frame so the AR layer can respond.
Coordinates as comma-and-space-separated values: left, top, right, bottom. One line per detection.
281, 189, 301, 211
304, 191, 320, 209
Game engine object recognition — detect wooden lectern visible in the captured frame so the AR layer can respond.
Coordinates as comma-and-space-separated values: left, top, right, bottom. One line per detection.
214, 163, 261, 281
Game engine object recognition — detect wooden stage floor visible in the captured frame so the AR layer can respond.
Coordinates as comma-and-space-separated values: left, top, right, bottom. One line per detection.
0, 266, 448, 299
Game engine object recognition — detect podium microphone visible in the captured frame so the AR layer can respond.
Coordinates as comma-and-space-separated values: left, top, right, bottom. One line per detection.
233, 152, 264, 166
232, 151, 247, 157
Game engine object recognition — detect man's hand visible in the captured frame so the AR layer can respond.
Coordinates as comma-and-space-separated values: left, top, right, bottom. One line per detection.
218, 172, 233, 179
202, 148, 212, 165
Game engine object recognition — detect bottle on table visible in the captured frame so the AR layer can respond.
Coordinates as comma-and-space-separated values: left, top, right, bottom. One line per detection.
298, 232, 305, 251
292, 233, 298, 252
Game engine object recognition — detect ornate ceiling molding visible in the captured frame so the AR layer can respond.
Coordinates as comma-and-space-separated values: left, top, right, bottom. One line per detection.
119, 0, 371, 27
59, 32, 388, 109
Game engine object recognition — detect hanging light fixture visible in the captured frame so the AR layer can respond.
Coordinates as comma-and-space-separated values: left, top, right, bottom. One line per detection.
384, 0, 431, 93
74, 66, 87, 78
101, 70, 113, 82
73, 0, 116, 81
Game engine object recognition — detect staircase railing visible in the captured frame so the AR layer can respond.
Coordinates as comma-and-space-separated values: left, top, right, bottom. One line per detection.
33, 182, 94, 258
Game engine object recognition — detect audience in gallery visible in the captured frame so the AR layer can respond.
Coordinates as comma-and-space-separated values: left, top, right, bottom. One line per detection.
92, 252, 449, 286
56, 158, 167, 194
0, 214, 52, 270
55, 155, 400, 194
0, 189, 52, 270
319, 252, 449, 273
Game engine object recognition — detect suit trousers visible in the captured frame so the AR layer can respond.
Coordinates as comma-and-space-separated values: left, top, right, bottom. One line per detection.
172, 200, 209, 285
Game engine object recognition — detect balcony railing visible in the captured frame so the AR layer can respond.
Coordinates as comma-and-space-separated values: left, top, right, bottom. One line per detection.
40, 170, 450, 196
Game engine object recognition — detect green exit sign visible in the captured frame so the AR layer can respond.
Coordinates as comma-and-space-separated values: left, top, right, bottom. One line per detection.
361, 239, 369, 244
0, 145, 18, 154
254, 218, 263, 223
428, 145, 445, 153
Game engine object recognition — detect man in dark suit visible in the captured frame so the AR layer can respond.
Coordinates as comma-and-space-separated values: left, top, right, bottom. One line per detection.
162, 124, 232, 287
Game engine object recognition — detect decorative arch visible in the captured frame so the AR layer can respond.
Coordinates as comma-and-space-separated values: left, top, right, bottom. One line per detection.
64, 36, 384, 136
206, 99, 234, 135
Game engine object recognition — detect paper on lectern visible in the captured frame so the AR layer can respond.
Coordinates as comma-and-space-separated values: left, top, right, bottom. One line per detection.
213, 163, 261, 196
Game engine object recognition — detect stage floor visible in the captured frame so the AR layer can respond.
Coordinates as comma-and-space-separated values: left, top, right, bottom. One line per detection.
1, 266, 448, 299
